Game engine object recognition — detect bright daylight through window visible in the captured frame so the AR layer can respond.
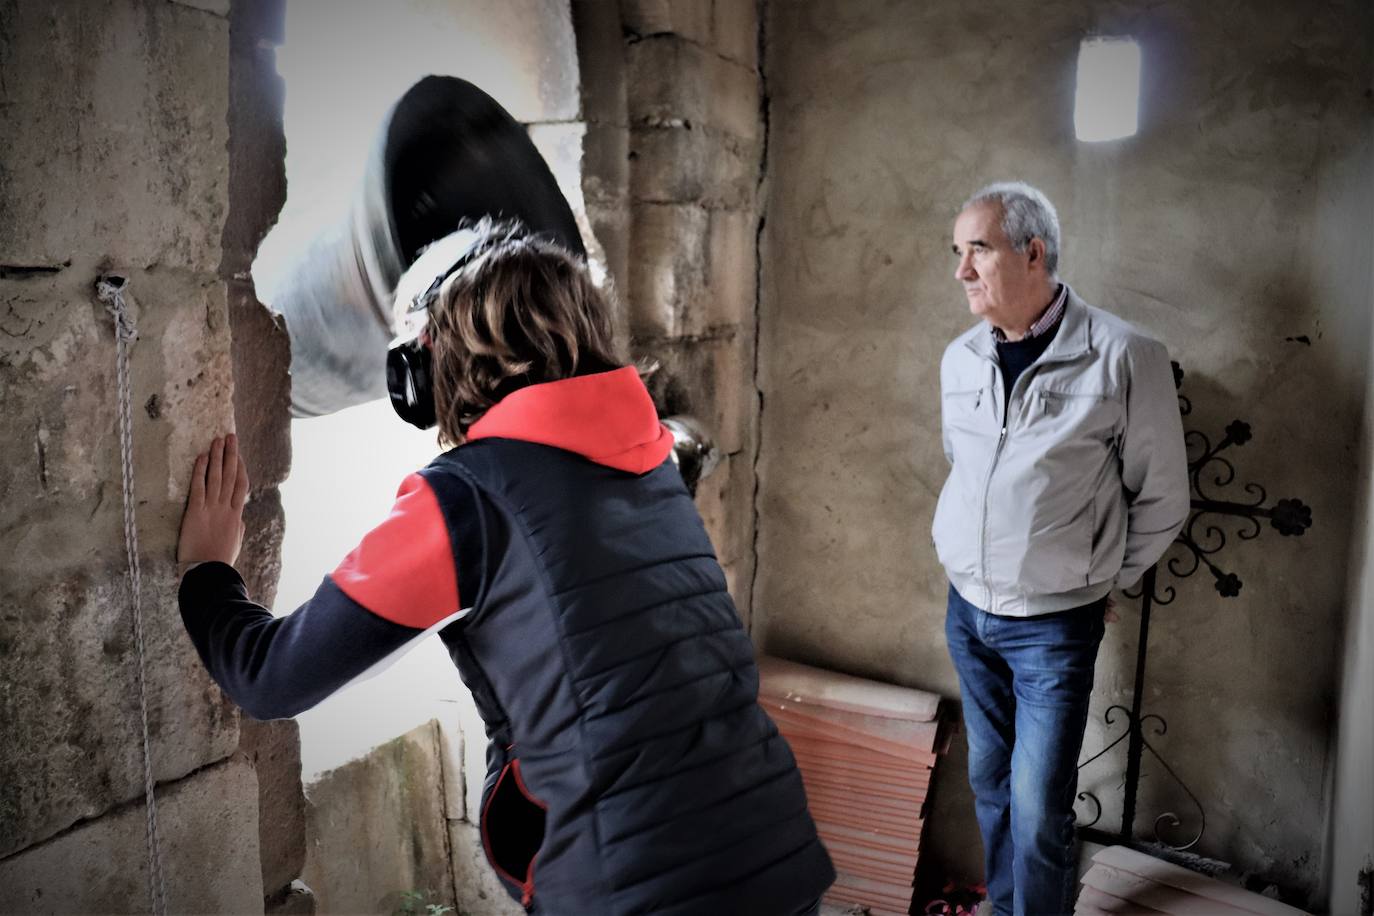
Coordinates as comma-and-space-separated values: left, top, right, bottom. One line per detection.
1074, 37, 1141, 142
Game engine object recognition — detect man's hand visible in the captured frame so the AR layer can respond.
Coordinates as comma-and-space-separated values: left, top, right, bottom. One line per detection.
1104, 594, 1120, 624
178, 434, 249, 570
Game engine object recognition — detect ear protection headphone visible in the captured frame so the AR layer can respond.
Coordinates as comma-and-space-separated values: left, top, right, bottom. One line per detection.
385, 306, 439, 429
385, 228, 485, 429
385, 224, 589, 429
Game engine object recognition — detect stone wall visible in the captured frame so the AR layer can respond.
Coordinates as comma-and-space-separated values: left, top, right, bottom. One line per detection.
0, 0, 769, 910
0, 0, 293, 910
574, 0, 766, 619
755, 0, 1373, 902
299, 723, 458, 916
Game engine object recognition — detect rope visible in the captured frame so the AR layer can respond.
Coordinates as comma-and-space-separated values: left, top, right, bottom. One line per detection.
96, 276, 168, 916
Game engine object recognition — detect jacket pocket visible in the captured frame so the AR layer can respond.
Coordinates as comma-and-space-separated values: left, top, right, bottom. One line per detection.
1032, 389, 1119, 444
943, 386, 990, 436
482, 756, 547, 908
932, 477, 980, 578
934, 386, 993, 579
1014, 497, 1095, 595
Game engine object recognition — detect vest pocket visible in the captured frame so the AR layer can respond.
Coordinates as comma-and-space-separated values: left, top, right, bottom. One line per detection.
481, 757, 547, 907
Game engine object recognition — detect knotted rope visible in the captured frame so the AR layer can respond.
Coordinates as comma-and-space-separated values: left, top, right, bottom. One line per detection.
95, 275, 167, 916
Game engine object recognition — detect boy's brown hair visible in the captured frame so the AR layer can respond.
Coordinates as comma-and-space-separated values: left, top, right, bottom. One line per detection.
427, 220, 623, 447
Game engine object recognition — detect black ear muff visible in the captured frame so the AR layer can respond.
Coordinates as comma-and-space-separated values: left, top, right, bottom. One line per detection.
386, 338, 436, 429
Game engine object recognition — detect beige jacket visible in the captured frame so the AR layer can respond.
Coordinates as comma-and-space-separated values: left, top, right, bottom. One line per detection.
932, 288, 1190, 617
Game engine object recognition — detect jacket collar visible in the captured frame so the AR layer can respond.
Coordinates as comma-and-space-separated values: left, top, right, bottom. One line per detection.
465, 366, 674, 474
963, 283, 1092, 365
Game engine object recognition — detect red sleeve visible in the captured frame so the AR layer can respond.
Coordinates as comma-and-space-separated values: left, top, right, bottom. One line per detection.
329, 473, 460, 629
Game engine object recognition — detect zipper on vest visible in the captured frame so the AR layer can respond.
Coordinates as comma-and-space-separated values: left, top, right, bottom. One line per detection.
480, 756, 546, 910
511, 758, 543, 908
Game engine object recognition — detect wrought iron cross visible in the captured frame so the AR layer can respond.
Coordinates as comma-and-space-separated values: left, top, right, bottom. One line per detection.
1075, 362, 1312, 853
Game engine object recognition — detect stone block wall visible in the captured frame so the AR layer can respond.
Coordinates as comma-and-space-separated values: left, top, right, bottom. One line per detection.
574, 0, 766, 619
299, 722, 459, 916
222, 3, 301, 905
0, 0, 298, 911
296, 719, 521, 916
0, 0, 772, 910
0, 757, 265, 915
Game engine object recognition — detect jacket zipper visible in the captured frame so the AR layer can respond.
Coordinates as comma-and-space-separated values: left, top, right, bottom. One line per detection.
979, 423, 1008, 612
978, 365, 1037, 612
480, 756, 547, 908
966, 309, 1091, 611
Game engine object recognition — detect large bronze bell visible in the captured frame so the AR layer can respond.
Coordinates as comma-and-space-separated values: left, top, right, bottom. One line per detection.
270, 75, 584, 417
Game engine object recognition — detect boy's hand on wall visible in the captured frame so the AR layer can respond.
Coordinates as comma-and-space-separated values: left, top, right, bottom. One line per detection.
178, 433, 250, 569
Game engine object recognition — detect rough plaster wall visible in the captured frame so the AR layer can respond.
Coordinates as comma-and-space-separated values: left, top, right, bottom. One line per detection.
757, 0, 1372, 899
1328, 288, 1374, 915
0, 0, 297, 909
1327, 67, 1374, 909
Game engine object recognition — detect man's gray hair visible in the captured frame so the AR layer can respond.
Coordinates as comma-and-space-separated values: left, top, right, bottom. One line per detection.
962, 181, 1061, 278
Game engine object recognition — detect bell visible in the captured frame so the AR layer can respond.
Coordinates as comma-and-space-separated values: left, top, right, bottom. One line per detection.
663, 416, 722, 496
269, 75, 585, 417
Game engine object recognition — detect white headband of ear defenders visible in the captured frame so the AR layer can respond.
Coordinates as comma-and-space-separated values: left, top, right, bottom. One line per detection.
389, 226, 485, 344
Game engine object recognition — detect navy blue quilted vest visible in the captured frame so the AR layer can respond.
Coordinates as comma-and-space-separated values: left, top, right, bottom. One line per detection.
420, 439, 834, 916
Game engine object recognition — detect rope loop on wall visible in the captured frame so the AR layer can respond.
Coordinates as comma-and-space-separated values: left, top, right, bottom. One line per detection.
96, 274, 168, 916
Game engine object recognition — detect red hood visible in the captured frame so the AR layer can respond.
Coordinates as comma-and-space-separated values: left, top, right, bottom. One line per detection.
465, 366, 674, 474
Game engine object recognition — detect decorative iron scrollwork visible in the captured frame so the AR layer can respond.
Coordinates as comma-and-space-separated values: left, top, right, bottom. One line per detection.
1076, 362, 1310, 853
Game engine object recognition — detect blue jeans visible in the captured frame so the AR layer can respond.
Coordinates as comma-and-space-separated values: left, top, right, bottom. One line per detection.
945, 584, 1105, 916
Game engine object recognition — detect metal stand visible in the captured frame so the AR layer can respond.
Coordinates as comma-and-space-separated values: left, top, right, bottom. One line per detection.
1075, 363, 1312, 854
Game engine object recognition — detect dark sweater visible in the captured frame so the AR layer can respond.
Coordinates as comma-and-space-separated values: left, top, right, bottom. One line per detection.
996, 314, 1063, 411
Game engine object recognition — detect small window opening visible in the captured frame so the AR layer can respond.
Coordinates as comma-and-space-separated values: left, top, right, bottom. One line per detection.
1074, 37, 1141, 142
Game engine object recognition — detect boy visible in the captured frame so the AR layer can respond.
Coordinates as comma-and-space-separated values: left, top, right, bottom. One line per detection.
177, 221, 834, 915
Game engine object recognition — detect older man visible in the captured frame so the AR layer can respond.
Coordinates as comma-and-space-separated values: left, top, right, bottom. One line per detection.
932, 182, 1189, 915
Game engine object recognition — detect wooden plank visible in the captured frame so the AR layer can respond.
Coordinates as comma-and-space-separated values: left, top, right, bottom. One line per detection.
818, 829, 917, 867
765, 700, 941, 764
809, 812, 921, 843
802, 782, 926, 818
768, 697, 943, 751
785, 734, 933, 776
818, 840, 917, 873
799, 768, 929, 802
1083, 864, 1252, 915
782, 731, 931, 771
791, 752, 933, 791
801, 778, 926, 813
791, 742, 932, 776
1090, 847, 1310, 916
823, 849, 913, 886
1075, 902, 1117, 916
816, 820, 920, 855
758, 655, 942, 722
1077, 883, 1171, 914
813, 810, 923, 844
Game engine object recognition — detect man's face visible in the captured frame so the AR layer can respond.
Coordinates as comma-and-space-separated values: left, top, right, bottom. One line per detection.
951, 203, 1038, 328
